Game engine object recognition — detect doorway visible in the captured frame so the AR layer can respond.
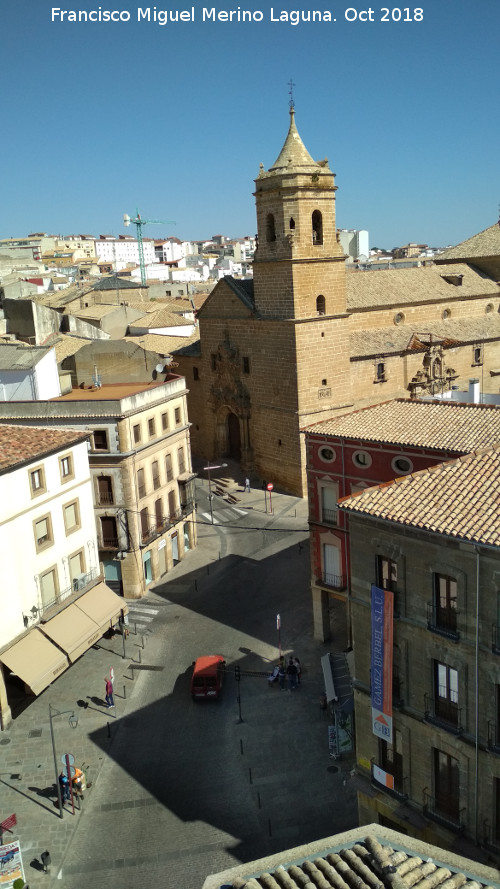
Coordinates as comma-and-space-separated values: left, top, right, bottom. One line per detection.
227, 413, 241, 459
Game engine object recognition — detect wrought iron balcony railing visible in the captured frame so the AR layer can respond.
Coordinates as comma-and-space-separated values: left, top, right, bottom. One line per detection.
424, 693, 463, 734
423, 789, 465, 833
320, 572, 347, 591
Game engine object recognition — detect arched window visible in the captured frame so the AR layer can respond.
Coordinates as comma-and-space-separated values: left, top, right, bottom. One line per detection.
266, 213, 276, 242
289, 217, 295, 230
312, 210, 323, 245
316, 294, 326, 315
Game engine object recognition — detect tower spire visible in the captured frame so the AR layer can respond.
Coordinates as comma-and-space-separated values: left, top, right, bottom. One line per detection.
288, 78, 296, 110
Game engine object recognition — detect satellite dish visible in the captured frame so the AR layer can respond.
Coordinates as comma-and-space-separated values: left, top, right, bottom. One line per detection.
155, 363, 165, 373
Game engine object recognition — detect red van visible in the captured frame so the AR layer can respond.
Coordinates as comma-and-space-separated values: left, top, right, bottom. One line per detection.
191, 655, 226, 699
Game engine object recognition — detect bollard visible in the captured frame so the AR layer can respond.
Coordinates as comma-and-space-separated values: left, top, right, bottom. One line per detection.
206, 565, 210, 575
137, 649, 142, 664
123, 685, 126, 700
141, 635, 145, 650
257, 792, 261, 809
249, 767, 253, 785
134, 621, 137, 635
240, 739, 244, 755
195, 579, 198, 591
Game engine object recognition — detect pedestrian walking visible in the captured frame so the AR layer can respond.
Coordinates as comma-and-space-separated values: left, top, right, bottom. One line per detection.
293, 656, 301, 685
105, 676, 114, 708
59, 771, 70, 802
245, 477, 251, 493
287, 658, 298, 690
278, 661, 286, 689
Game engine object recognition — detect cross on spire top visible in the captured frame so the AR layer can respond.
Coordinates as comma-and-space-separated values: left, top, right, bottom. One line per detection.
288, 78, 296, 110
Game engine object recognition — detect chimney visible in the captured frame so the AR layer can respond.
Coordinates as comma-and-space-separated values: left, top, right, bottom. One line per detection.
468, 378, 480, 404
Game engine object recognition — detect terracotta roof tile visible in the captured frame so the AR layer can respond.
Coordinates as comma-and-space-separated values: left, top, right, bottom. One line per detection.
436, 224, 500, 261
338, 445, 500, 546
305, 399, 500, 454
346, 264, 499, 311
0, 423, 88, 472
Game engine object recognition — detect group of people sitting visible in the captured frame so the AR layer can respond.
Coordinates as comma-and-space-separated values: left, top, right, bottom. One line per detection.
268, 655, 301, 689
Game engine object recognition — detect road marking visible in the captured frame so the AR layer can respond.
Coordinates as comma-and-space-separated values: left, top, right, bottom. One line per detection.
126, 606, 159, 615
201, 512, 219, 524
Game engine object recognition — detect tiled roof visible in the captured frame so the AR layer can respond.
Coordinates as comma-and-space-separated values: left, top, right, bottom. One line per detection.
338, 444, 500, 547
267, 108, 323, 173
203, 828, 500, 889
72, 304, 122, 320
346, 264, 499, 310
0, 424, 88, 473
305, 399, 500, 453
123, 330, 200, 355
436, 224, 500, 261
349, 314, 500, 358
130, 307, 192, 328
53, 335, 91, 363
0, 343, 52, 370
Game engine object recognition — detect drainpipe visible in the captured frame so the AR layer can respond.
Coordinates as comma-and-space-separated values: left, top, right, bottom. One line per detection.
474, 545, 480, 845
341, 437, 352, 648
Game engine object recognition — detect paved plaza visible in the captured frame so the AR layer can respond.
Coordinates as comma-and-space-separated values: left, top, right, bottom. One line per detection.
0, 477, 357, 888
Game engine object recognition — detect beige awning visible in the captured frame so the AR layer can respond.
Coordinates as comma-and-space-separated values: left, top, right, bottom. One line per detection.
40, 605, 102, 663
0, 629, 69, 695
75, 582, 127, 632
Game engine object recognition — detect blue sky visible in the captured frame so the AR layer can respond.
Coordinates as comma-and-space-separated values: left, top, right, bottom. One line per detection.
2, 1, 499, 248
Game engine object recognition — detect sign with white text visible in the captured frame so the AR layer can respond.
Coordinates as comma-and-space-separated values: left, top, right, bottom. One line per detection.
371, 584, 394, 744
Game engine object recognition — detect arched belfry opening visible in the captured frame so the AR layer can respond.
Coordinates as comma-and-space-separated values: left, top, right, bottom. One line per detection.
316, 294, 326, 315
227, 413, 241, 459
266, 213, 276, 242
289, 217, 295, 230
312, 210, 323, 245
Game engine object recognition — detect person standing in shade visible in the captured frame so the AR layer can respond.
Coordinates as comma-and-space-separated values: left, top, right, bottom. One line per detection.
245, 477, 251, 493
287, 658, 298, 690
293, 656, 301, 685
105, 676, 114, 708
278, 661, 286, 689
59, 771, 70, 802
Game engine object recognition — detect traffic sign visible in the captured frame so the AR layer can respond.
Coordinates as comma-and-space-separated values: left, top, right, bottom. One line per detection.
266, 482, 273, 491
61, 753, 75, 767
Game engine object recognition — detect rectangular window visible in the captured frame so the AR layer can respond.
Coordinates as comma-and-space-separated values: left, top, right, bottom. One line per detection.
97, 476, 113, 505
161, 412, 169, 431
434, 660, 459, 727
148, 418, 156, 438
93, 430, 108, 450
40, 567, 58, 608
165, 453, 173, 482
174, 407, 181, 426
434, 573, 457, 633
193, 367, 199, 381
320, 485, 338, 525
140, 507, 150, 542
63, 500, 80, 534
168, 489, 176, 518
133, 424, 141, 444
34, 515, 53, 551
69, 550, 85, 583
100, 516, 118, 548
433, 748, 459, 822
377, 556, 397, 592
30, 466, 45, 496
376, 361, 386, 382
211, 353, 217, 371
59, 454, 73, 481
243, 356, 250, 374
152, 460, 160, 489
155, 498, 163, 530
137, 467, 146, 499
178, 448, 185, 475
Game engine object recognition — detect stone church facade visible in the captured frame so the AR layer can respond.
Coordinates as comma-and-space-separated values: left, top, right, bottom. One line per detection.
174, 108, 500, 496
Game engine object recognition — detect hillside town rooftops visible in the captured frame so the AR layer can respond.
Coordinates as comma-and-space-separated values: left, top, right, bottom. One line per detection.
0, 423, 88, 473
338, 443, 500, 546
305, 398, 500, 453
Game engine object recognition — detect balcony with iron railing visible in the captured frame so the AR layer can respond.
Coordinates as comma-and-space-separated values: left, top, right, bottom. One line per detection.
371, 762, 408, 801
424, 693, 463, 734
427, 601, 460, 641
100, 535, 119, 550
423, 789, 466, 833
321, 508, 338, 526
97, 491, 114, 505
38, 567, 100, 619
320, 571, 347, 592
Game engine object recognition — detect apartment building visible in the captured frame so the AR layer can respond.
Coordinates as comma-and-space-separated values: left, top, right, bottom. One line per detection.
0, 424, 126, 729
338, 446, 500, 863
304, 398, 500, 641
0, 376, 197, 598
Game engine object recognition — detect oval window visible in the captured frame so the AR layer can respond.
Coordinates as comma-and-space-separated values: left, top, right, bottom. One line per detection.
394, 312, 405, 325
353, 450, 372, 468
319, 446, 336, 463
392, 456, 413, 474
442, 308, 451, 320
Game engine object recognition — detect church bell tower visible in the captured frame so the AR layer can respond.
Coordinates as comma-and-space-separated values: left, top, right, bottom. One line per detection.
253, 106, 346, 321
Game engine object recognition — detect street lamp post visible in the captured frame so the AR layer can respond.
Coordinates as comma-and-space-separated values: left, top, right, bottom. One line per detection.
202, 463, 227, 524
48, 704, 78, 819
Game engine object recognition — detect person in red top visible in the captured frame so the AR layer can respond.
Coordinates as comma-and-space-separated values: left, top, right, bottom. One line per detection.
105, 676, 114, 708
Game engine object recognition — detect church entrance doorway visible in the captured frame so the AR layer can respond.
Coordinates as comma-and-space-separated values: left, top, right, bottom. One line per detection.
227, 413, 241, 459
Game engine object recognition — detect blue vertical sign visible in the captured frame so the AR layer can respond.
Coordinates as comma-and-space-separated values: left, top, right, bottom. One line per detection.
371, 584, 393, 744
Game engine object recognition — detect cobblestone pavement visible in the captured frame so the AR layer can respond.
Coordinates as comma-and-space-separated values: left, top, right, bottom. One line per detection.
0, 476, 357, 888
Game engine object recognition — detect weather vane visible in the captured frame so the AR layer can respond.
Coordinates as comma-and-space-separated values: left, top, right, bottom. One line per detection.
288, 78, 296, 109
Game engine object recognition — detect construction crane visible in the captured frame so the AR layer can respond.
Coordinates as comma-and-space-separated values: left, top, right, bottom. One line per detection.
123, 209, 175, 286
